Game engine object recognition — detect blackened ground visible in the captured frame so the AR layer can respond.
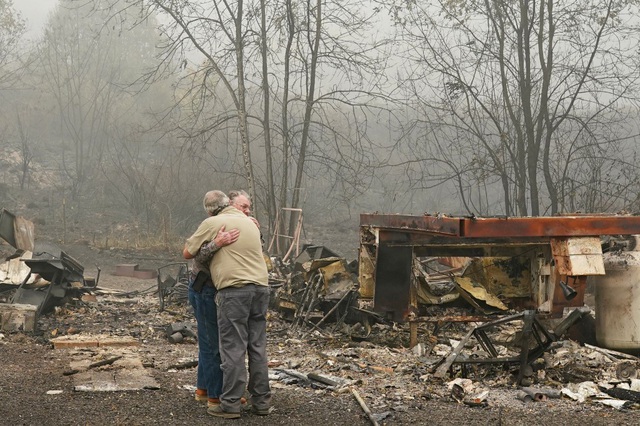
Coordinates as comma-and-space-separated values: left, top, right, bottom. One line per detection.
1, 333, 639, 426
1, 243, 640, 425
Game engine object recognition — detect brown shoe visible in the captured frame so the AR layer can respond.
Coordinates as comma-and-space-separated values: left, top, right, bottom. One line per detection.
207, 405, 241, 419
195, 389, 208, 402
250, 406, 273, 416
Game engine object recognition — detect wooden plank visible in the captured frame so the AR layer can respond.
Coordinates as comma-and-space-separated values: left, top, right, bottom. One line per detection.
51, 336, 139, 349
554, 254, 605, 275
551, 237, 602, 255
552, 237, 605, 275
52, 339, 99, 349
434, 328, 475, 378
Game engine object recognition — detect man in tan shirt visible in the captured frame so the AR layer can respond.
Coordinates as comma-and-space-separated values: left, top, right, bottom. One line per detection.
184, 190, 272, 419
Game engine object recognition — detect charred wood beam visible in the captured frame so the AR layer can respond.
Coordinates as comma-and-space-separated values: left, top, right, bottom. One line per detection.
351, 387, 380, 426
434, 328, 475, 378
409, 315, 499, 323
302, 289, 354, 338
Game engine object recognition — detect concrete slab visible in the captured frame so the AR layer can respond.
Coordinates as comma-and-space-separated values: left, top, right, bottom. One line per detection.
69, 348, 160, 392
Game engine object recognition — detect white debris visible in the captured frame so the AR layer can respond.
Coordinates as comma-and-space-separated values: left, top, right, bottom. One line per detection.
560, 381, 604, 403
595, 399, 630, 410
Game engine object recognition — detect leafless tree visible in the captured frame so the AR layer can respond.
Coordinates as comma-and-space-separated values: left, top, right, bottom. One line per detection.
278, 0, 394, 234
389, 0, 640, 215
15, 112, 32, 190
38, 0, 162, 200
0, 0, 25, 90
104, 0, 394, 245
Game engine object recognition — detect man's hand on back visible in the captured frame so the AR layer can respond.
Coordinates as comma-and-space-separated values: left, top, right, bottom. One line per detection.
214, 225, 240, 247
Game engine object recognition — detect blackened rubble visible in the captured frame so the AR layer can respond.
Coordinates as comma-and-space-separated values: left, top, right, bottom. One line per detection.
4, 209, 640, 421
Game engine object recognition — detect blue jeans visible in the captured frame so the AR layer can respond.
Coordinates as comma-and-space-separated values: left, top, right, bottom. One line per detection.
188, 279, 223, 398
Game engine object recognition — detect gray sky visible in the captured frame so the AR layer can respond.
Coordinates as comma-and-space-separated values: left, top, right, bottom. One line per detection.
16, 0, 58, 38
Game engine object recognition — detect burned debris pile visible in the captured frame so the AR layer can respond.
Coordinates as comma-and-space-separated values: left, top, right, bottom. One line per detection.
1, 208, 99, 330
4, 207, 640, 418
268, 244, 362, 333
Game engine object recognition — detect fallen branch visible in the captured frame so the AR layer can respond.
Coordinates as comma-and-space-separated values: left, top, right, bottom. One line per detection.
363, 364, 394, 374
89, 355, 123, 369
307, 372, 339, 387
351, 387, 379, 426
584, 344, 639, 361
167, 360, 198, 370
276, 368, 311, 384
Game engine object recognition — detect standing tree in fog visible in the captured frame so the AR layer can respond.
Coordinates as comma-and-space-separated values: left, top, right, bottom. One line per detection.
273, 0, 388, 237
109, 0, 389, 240
38, 0, 162, 199
0, 0, 26, 187
0, 0, 24, 89
391, 0, 640, 216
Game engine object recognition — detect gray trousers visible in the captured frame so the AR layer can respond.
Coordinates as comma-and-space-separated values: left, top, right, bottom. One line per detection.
217, 284, 271, 413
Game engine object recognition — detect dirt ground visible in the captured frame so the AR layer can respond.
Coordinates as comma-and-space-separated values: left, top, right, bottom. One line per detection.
2, 243, 640, 425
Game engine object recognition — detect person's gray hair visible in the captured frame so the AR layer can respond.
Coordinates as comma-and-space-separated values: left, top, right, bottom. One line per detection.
203, 190, 229, 216
228, 189, 250, 203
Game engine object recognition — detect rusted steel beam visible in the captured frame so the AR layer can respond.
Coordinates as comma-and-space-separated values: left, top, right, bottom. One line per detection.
461, 215, 640, 238
360, 214, 461, 236
362, 213, 640, 239
378, 229, 548, 257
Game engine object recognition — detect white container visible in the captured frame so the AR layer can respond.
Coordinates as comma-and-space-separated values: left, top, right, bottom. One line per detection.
594, 251, 640, 353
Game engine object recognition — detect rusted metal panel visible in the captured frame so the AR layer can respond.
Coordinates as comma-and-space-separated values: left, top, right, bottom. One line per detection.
551, 275, 587, 315
373, 244, 415, 322
378, 229, 548, 258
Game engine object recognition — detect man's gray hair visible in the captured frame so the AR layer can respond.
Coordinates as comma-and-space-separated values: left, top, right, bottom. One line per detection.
228, 189, 250, 203
203, 190, 229, 216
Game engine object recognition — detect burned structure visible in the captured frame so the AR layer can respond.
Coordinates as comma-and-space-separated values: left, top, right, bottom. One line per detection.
0, 208, 98, 329
358, 213, 640, 379
270, 244, 360, 331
